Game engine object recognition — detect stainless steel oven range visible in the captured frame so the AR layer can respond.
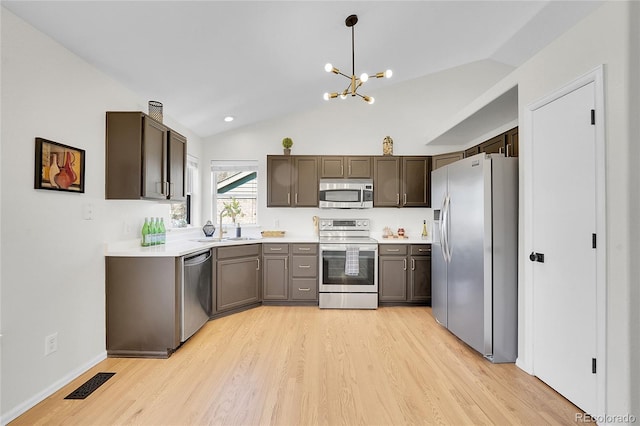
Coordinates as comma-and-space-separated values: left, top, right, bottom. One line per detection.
318, 218, 378, 309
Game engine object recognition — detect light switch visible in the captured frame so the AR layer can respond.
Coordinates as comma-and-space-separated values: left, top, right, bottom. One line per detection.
83, 203, 94, 220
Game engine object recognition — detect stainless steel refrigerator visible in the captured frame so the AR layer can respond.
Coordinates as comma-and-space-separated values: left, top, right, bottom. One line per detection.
431, 153, 518, 363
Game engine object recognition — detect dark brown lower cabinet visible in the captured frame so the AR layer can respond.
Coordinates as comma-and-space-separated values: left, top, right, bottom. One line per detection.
216, 244, 262, 313
106, 256, 180, 358
262, 243, 318, 304
378, 244, 431, 305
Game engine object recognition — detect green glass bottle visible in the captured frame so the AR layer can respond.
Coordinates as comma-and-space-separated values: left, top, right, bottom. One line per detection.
141, 217, 150, 247
159, 218, 166, 245
149, 217, 157, 246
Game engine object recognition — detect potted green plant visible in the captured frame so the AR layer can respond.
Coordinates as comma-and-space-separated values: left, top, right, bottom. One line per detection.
282, 137, 293, 155
222, 197, 244, 237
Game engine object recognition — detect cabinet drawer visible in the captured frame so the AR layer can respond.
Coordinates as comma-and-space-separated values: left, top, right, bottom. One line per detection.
217, 244, 261, 259
291, 243, 317, 255
291, 278, 318, 300
378, 244, 408, 256
263, 243, 289, 254
291, 256, 318, 277
410, 245, 431, 255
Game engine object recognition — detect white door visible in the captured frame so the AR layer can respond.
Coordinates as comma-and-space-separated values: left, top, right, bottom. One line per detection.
531, 82, 597, 414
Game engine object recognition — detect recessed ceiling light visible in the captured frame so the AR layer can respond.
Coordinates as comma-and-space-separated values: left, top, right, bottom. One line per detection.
224, 116, 234, 122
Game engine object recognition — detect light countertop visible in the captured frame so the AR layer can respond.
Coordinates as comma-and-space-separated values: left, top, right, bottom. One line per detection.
105, 235, 432, 257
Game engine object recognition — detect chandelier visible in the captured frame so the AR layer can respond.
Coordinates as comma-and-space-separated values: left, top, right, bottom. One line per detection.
323, 14, 392, 104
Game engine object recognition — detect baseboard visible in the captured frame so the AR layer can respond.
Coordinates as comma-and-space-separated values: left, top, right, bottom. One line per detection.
515, 356, 534, 375
1, 351, 107, 425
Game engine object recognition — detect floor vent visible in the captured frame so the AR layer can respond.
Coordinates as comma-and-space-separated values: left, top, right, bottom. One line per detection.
64, 372, 115, 400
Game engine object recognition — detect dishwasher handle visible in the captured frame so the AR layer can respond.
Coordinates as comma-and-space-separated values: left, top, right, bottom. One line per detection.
184, 250, 212, 266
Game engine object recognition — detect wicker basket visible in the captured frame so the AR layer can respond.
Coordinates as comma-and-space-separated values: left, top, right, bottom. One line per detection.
261, 230, 286, 238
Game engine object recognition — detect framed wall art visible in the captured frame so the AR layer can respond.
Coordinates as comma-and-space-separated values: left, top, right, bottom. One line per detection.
34, 137, 85, 193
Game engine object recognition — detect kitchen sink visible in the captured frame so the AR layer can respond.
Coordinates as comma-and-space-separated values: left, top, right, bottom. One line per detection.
225, 236, 260, 241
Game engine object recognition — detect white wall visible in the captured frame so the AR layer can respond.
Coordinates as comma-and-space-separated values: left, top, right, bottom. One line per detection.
0, 9, 203, 422
202, 59, 514, 238
503, 0, 634, 418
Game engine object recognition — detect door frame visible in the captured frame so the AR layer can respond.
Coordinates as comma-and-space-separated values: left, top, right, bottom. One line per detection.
520, 65, 607, 416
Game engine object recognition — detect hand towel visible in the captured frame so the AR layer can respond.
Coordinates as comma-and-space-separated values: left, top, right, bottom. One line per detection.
345, 246, 360, 276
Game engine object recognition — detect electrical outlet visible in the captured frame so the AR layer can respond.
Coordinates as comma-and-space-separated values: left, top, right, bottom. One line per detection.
45, 333, 58, 356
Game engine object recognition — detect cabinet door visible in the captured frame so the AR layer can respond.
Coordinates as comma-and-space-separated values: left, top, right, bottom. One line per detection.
373, 157, 401, 207
217, 257, 260, 311
432, 152, 463, 170
293, 156, 318, 206
263, 255, 289, 300
464, 146, 480, 158
479, 134, 506, 155
506, 127, 519, 157
168, 131, 186, 200
346, 156, 372, 178
320, 156, 345, 178
402, 156, 431, 207
409, 255, 431, 303
267, 156, 292, 207
142, 117, 168, 199
378, 256, 407, 301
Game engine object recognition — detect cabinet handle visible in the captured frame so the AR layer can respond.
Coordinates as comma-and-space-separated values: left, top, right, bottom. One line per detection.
285, 257, 288, 270
298, 288, 311, 292
396, 194, 400, 205
411, 258, 415, 270
499, 146, 504, 154
298, 247, 311, 251
387, 248, 400, 252
348, 164, 351, 176
418, 248, 429, 252
506, 144, 511, 157
298, 264, 311, 269
403, 193, 407, 205
256, 258, 260, 271
403, 258, 407, 271
287, 193, 290, 204
341, 165, 344, 176
295, 193, 298, 204
270, 247, 283, 251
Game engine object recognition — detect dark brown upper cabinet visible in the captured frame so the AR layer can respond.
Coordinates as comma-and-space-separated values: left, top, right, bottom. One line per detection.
320, 156, 372, 179
506, 127, 519, 157
266, 155, 318, 207
373, 156, 431, 207
106, 112, 186, 200
432, 151, 464, 170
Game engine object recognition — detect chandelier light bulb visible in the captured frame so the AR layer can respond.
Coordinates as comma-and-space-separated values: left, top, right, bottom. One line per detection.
360, 73, 369, 83
367, 96, 375, 104
324, 63, 333, 73
340, 93, 347, 100
323, 92, 330, 101
385, 69, 393, 78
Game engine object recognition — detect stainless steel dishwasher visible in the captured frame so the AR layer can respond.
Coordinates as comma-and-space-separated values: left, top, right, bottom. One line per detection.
181, 249, 212, 342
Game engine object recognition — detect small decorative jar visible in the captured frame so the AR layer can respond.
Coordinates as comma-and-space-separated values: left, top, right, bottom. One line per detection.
383, 136, 394, 156
202, 220, 216, 237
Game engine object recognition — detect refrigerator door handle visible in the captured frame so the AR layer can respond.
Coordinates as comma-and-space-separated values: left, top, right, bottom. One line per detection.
443, 194, 452, 263
439, 194, 448, 262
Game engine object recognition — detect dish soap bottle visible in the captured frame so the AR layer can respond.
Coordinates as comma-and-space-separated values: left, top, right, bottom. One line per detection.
421, 220, 428, 239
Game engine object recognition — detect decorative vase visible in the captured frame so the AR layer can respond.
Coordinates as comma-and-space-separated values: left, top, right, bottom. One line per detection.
49, 153, 60, 188
202, 220, 216, 237
64, 151, 77, 183
283, 148, 291, 156
54, 168, 72, 189
383, 136, 394, 156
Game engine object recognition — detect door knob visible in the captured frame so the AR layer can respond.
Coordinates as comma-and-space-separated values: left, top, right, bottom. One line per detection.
529, 252, 545, 263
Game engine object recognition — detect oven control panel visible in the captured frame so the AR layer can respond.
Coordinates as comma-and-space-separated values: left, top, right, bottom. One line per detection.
319, 218, 370, 231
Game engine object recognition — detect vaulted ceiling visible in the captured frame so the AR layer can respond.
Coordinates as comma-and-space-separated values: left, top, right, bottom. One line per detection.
3, 1, 603, 138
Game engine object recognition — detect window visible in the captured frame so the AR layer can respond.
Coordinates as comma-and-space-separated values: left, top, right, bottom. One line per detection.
211, 160, 258, 225
170, 155, 198, 227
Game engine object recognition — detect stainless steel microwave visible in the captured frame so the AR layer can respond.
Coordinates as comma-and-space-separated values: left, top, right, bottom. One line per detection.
319, 179, 374, 209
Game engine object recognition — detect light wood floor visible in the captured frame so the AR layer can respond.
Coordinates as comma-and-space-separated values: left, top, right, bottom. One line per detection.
13, 306, 583, 425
